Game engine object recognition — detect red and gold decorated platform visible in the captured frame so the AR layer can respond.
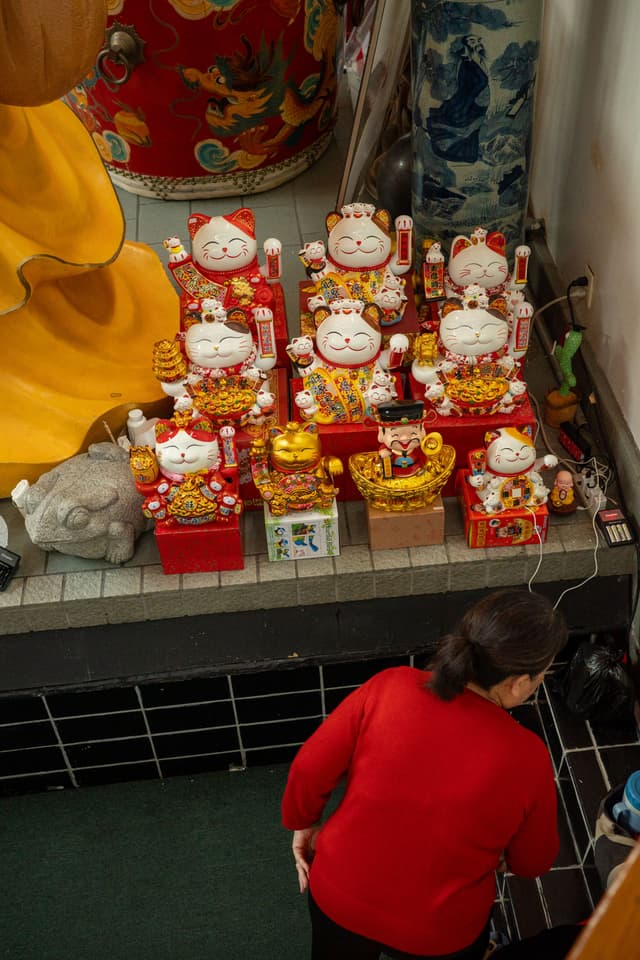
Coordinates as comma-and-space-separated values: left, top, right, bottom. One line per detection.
155, 515, 243, 574
456, 469, 549, 548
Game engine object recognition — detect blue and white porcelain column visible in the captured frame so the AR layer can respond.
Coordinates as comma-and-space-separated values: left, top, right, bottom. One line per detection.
411, 0, 543, 258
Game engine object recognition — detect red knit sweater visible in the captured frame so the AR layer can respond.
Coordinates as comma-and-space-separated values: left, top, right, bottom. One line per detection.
282, 667, 558, 955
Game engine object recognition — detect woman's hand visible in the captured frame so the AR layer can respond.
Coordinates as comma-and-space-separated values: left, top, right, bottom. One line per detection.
292, 824, 321, 893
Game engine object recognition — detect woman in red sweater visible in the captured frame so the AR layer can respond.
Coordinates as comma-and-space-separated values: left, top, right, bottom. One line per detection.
282, 589, 567, 960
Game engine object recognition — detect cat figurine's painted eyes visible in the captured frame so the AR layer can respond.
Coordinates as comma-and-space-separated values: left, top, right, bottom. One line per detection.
439, 309, 508, 357
156, 433, 219, 474
191, 215, 257, 271
186, 323, 253, 368
328, 219, 390, 270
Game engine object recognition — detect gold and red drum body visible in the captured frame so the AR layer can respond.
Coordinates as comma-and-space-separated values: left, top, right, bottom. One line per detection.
66, 0, 340, 198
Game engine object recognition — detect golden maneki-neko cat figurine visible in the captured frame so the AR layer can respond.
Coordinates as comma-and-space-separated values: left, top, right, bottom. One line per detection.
249, 421, 343, 517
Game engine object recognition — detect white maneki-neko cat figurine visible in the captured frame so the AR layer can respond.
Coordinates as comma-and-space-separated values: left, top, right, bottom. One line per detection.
154, 301, 276, 426
164, 206, 282, 313
411, 284, 529, 417
466, 426, 557, 515
129, 411, 242, 526
445, 227, 531, 299
300, 202, 413, 326
287, 298, 409, 424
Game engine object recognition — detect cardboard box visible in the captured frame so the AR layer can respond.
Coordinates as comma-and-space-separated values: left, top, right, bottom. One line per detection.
366, 496, 445, 550
456, 469, 549, 548
409, 375, 537, 496
264, 501, 340, 561
155, 516, 243, 574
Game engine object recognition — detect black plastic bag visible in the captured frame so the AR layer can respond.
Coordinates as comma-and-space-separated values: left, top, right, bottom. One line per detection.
558, 639, 635, 726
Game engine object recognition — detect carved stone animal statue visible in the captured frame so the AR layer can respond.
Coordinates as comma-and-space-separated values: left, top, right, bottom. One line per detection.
11, 443, 146, 563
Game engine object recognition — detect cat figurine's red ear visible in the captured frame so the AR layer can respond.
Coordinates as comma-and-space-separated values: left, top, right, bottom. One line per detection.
224, 207, 256, 237
187, 213, 210, 239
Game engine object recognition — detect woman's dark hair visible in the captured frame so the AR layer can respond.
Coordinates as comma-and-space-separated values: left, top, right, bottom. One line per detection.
428, 590, 567, 701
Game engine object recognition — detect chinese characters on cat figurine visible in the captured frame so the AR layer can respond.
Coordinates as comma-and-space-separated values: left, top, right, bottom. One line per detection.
301, 202, 413, 326
411, 284, 528, 416
129, 412, 242, 526
287, 299, 408, 423
164, 207, 281, 311
466, 426, 557, 515
249, 421, 343, 516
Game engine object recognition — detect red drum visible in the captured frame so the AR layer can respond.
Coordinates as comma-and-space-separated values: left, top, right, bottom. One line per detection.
65, 0, 340, 199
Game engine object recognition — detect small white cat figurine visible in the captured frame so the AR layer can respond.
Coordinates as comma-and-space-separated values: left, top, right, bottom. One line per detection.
467, 426, 557, 514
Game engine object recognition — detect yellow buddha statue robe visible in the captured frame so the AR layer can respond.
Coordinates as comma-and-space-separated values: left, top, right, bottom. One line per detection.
0, 100, 178, 495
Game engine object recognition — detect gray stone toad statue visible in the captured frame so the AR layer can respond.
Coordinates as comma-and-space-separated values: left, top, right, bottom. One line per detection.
11, 443, 146, 564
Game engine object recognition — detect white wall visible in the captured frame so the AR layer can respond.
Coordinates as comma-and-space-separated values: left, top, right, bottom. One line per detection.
530, 0, 640, 445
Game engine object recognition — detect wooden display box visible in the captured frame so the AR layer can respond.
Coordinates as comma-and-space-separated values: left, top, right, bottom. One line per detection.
409, 375, 536, 496
366, 496, 445, 550
456, 469, 549, 549
264, 501, 340, 561
155, 516, 243, 574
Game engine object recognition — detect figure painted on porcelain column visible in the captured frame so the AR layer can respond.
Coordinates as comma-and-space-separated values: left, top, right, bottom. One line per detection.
287, 298, 409, 424
164, 206, 281, 313
301, 202, 413, 326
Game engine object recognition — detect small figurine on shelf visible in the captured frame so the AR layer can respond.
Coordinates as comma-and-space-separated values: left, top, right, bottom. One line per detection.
288, 298, 409, 424
445, 227, 530, 298
411, 283, 527, 417
249, 421, 343, 516
348, 400, 456, 513
466, 426, 558, 515
164, 207, 281, 311
129, 411, 242, 526
155, 303, 277, 425
301, 202, 413, 326
548, 469, 578, 515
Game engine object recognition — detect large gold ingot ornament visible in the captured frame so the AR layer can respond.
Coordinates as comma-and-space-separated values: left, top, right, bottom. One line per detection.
348, 401, 456, 512
0, 1, 179, 496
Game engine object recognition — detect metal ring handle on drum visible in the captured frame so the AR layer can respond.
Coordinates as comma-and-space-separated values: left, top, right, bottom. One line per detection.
96, 22, 145, 87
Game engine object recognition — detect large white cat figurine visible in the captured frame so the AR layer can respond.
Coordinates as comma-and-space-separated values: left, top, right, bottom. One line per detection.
155, 304, 276, 421
164, 207, 282, 310
467, 426, 557, 515
131, 413, 242, 526
303, 202, 413, 326
411, 284, 525, 416
445, 226, 531, 298
287, 298, 409, 424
